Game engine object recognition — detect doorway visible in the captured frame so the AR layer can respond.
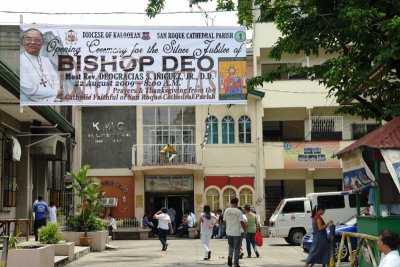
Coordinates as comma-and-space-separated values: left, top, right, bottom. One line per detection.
146, 193, 193, 226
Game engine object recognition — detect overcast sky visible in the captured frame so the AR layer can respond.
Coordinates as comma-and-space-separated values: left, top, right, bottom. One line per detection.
0, 0, 240, 27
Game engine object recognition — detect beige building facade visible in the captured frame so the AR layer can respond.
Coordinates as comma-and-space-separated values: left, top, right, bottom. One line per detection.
252, 22, 379, 222
75, 92, 265, 223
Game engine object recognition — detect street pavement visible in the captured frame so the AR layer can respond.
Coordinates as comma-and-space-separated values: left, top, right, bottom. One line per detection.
66, 237, 309, 267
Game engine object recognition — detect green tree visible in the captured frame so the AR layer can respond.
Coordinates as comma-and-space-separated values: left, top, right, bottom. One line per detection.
67, 165, 105, 235
146, 0, 400, 121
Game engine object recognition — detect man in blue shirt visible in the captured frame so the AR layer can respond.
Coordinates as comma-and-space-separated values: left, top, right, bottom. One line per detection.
33, 195, 49, 241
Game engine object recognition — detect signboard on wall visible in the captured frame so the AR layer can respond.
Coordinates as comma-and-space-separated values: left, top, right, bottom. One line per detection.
82, 106, 136, 168
145, 176, 193, 192
342, 149, 374, 191
20, 24, 247, 106
284, 141, 341, 169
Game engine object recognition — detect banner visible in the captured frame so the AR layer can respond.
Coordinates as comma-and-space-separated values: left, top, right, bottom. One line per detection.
283, 141, 341, 169
20, 24, 247, 106
342, 149, 375, 191
381, 149, 400, 193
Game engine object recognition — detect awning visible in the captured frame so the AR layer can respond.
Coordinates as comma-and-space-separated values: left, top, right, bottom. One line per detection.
27, 134, 68, 160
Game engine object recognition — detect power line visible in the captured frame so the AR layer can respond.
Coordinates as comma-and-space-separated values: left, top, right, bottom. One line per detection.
0, 9, 236, 16
260, 88, 328, 94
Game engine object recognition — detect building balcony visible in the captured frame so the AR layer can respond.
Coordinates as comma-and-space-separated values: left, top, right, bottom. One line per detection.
132, 144, 197, 167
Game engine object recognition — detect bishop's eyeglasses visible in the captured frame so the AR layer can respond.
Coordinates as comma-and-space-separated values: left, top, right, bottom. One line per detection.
24, 37, 44, 43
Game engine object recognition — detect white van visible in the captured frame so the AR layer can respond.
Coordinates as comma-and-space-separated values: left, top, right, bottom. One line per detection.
268, 191, 366, 245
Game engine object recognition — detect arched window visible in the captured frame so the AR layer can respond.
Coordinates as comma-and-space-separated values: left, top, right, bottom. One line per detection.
223, 188, 236, 208
206, 188, 220, 211
205, 116, 218, 144
222, 116, 235, 144
238, 115, 251, 143
239, 188, 253, 206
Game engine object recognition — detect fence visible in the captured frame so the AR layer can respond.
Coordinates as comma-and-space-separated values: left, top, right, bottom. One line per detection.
336, 231, 380, 267
58, 188, 75, 230
115, 218, 144, 228
311, 116, 343, 133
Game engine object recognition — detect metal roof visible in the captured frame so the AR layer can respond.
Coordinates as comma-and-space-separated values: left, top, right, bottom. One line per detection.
337, 117, 400, 155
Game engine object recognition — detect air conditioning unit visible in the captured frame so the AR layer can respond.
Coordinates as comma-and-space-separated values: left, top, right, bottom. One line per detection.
102, 197, 118, 207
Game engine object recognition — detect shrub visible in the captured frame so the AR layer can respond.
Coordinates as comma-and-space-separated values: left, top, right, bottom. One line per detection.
8, 231, 21, 250
69, 212, 105, 232
38, 223, 62, 244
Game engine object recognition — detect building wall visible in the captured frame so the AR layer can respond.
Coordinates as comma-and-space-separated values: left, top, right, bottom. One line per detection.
77, 98, 264, 221
98, 176, 135, 219
253, 21, 381, 222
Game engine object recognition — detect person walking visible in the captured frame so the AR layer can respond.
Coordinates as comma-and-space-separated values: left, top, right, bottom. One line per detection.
224, 197, 246, 267
48, 202, 57, 223
199, 205, 217, 260
107, 213, 117, 237
244, 204, 260, 258
304, 204, 333, 267
217, 208, 225, 238
377, 230, 400, 267
32, 195, 49, 241
153, 207, 172, 251
237, 206, 247, 259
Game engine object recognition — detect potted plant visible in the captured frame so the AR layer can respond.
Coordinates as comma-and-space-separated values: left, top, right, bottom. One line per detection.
7, 229, 55, 267
67, 165, 105, 247
38, 223, 75, 262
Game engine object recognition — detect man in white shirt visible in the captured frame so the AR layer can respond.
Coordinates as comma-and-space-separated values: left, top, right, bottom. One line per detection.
187, 209, 196, 228
153, 207, 172, 251
378, 230, 400, 267
20, 28, 63, 103
167, 207, 176, 231
224, 197, 246, 267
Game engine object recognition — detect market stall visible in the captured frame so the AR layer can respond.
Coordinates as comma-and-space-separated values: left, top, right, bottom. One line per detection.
336, 117, 400, 267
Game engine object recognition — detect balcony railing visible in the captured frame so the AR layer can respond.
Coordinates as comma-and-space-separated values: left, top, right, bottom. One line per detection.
133, 144, 197, 166
311, 116, 343, 141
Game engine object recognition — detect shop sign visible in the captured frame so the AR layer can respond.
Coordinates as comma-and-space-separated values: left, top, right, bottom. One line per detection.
145, 176, 193, 192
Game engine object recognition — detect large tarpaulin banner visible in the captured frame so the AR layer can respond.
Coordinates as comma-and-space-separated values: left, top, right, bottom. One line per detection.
342, 148, 375, 191
20, 25, 247, 106
283, 141, 341, 169
381, 149, 400, 193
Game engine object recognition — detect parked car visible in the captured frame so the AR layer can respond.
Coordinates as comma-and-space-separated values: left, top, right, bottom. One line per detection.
301, 215, 358, 262
268, 191, 365, 245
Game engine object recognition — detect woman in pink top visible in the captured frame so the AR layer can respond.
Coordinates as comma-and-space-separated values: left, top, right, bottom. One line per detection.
199, 205, 218, 260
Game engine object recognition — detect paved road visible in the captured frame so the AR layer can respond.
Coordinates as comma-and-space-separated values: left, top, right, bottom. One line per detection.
66, 237, 308, 267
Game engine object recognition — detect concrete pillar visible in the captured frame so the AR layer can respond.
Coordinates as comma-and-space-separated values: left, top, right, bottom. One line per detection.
305, 168, 315, 194
134, 170, 145, 220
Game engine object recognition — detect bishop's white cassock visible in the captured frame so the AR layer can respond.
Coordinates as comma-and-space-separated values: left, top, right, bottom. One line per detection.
20, 52, 60, 103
